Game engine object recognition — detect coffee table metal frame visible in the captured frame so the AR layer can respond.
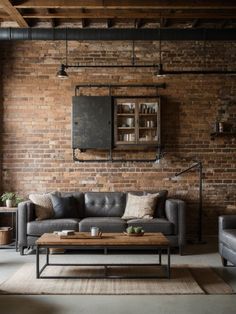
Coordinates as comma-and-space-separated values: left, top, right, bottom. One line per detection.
36, 243, 171, 280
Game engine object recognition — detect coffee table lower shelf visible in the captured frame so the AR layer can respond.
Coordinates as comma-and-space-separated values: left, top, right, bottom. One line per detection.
36, 245, 171, 279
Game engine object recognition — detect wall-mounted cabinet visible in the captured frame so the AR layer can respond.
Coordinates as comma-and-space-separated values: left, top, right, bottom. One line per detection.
114, 97, 161, 148
72, 95, 161, 155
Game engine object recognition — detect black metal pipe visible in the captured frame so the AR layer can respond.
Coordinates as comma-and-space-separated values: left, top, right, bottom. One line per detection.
1, 28, 236, 41
75, 83, 166, 89
73, 158, 158, 163
163, 70, 236, 75
175, 162, 200, 177
66, 64, 157, 68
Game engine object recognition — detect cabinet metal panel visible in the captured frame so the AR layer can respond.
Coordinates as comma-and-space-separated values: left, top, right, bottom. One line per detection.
72, 96, 112, 150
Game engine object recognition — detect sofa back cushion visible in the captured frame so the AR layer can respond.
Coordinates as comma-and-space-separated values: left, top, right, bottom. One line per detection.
84, 192, 126, 217
60, 192, 85, 217
50, 194, 79, 219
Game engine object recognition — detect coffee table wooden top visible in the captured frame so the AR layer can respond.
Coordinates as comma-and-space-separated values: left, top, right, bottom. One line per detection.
36, 232, 169, 247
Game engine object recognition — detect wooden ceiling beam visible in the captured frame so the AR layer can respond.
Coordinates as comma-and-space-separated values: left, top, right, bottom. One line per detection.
81, 8, 89, 28
47, 8, 56, 27
14, 0, 236, 10
21, 11, 236, 20
1, 0, 29, 27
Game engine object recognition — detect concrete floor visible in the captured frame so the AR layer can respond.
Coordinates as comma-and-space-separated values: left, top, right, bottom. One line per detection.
0, 237, 236, 314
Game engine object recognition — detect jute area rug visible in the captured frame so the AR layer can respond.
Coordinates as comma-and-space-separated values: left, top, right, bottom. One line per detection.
0, 263, 233, 295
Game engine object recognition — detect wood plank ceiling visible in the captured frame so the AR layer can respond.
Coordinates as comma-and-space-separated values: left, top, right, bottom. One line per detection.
0, 0, 236, 29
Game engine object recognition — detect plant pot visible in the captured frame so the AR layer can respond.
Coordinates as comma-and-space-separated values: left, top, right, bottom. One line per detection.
6, 199, 13, 208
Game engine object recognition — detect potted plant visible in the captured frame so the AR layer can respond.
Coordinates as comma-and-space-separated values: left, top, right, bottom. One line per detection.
15, 195, 24, 206
1, 192, 16, 208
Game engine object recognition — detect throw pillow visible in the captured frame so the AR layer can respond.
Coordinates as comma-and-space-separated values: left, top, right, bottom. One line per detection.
51, 194, 78, 219
122, 193, 159, 219
146, 190, 168, 218
29, 193, 54, 221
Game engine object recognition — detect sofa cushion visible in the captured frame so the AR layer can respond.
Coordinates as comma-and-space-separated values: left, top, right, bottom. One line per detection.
27, 218, 79, 236
127, 218, 174, 235
29, 192, 55, 221
220, 229, 236, 251
79, 217, 127, 233
122, 193, 159, 219
51, 194, 79, 219
60, 192, 85, 217
84, 192, 126, 217
145, 190, 168, 218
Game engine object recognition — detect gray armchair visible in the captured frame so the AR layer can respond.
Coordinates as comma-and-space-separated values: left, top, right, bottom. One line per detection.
219, 215, 236, 266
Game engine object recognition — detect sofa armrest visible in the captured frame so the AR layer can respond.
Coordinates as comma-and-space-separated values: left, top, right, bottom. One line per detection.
18, 200, 35, 249
165, 199, 186, 249
219, 215, 236, 245
219, 215, 236, 232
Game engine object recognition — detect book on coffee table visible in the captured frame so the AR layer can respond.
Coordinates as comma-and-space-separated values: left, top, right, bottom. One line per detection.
59, 232, 102, 239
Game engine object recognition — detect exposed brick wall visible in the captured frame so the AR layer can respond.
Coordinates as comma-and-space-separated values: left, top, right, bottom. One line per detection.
0, 40, 235, 236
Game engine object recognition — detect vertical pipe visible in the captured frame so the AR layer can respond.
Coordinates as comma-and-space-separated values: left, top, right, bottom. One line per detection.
198, 162, 203, 242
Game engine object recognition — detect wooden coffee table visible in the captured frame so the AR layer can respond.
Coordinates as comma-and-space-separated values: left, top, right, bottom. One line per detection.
36, 232, 171, 279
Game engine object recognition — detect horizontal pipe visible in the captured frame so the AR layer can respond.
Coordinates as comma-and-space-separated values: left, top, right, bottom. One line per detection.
66, 64, 157, 68
162, 70, 236, 75
67, 65, 236, 75
74, 159, 158, 163
75, 83, 166, 89
0, 28, 236, 41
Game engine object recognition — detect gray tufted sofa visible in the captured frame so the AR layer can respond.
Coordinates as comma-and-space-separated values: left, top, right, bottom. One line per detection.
18, 191, 186, 255
219, 215, 236, 266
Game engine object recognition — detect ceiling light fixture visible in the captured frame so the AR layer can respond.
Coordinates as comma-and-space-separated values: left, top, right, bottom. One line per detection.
57, 37, 159, 78
155, 28, 166, 77
56, 64, 68, 79
57, 28, 69, 79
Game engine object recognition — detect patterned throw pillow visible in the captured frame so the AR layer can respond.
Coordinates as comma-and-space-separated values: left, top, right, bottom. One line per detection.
29, 193, 54, 220
122, 193, 159, 219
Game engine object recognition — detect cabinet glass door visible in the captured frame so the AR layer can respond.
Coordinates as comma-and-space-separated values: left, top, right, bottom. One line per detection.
114, 97, 160, 147
138, 101, 159, 144
115, 100, 136, 144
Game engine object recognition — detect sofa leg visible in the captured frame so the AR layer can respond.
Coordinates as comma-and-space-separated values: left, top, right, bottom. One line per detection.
221, 257, 227, 267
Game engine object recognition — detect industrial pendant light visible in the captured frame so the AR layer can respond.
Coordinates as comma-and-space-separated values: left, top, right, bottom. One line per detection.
155, 28, 165, 77
57, 29, 69, 79
56, 64, 68, 78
